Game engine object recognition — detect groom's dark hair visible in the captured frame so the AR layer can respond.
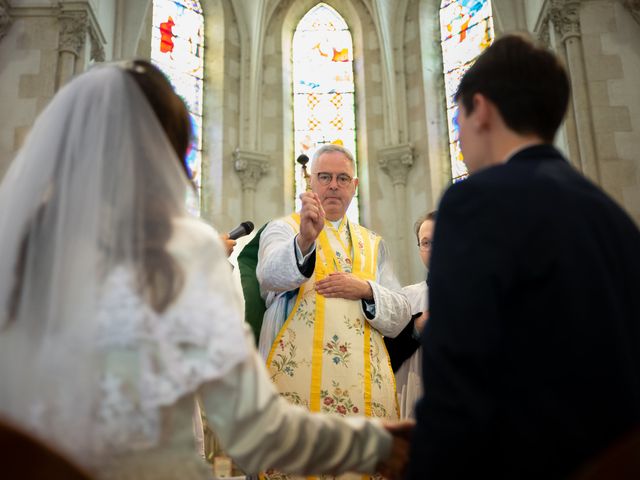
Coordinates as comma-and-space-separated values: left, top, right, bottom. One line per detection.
455, 34, 570, 143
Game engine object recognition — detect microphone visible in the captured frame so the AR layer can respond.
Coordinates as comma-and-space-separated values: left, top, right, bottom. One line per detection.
228, 221, 255, 240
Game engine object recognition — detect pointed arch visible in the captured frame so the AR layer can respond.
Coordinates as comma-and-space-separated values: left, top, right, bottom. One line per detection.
292, 2, 359, 222
440, 0, 494, 182
151, 0, 205, 204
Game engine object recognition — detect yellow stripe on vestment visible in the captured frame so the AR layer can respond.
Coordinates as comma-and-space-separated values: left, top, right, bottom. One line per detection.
348, 220, 362, 276
309, 228, 334, 413
363, 321, 372, 417
309, 291, 325, 413
380, 338, 401, 419
349, 223, 377, 281
372, 234, 380, 278
283, 213, 301, 231
361, 224, 373, 278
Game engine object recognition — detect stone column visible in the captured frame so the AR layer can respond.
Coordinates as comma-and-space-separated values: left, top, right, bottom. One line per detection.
536, 15, 551, 49
0, 0, 12, 42
623, 0, 640, 25
538, 13, 581, 170
233, 149, 270, 221
550, 0, 600, 182
90, 28, 105, 64
57, 12, 88, 89
378, 143, 414, 283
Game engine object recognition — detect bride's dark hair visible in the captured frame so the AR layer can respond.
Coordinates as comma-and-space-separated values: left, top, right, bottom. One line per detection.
124, 60, 192, 174
122, 59, 192, 313
8, 60, 193, 321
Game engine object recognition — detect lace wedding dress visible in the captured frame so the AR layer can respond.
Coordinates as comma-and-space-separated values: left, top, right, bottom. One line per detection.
89, 218, 248, 479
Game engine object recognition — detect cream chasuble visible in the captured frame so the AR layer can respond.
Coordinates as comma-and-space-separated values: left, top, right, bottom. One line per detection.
262, 214, 398, 480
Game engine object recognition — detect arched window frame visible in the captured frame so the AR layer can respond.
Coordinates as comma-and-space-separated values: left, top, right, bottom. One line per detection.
291, 2, 360, 223
151, 0, 205, 206
440, 0, 494, 182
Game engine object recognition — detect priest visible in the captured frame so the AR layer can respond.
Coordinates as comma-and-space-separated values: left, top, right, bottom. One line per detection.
256, 145, 410, 479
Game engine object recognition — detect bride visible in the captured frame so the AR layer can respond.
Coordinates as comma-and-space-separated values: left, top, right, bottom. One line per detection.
0, 61, 409, 479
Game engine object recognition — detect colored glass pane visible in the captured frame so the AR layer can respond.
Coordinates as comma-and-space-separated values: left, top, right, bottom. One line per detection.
180, 0, 203, 13
441, 19, 493, 71
293, 3, 359, 223
440, 0, 491, 42
440, 0, 493, 183
446, 107, 460, 144
444, 61, 472, 108
293, 62, 355, 94
449, 140, 467, 182
151, 0, 204, 209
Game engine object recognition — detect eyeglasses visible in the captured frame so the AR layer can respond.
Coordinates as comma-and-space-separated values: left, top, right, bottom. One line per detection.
315, 172, 353, 188
418, 240, 433, 251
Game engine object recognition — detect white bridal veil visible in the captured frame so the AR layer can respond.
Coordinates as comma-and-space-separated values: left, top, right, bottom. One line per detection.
0, 64, 247, 464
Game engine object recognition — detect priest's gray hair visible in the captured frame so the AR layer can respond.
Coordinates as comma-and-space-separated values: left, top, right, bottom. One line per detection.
310, 144, 355, 172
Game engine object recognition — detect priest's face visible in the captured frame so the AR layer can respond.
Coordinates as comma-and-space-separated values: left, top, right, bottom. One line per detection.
310, 151, 358, 222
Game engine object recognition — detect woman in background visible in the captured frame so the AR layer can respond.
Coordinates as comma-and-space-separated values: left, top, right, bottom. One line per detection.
395, 211, 435, 419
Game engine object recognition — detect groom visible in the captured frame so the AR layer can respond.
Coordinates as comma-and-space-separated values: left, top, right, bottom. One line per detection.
408, 35, 640, 479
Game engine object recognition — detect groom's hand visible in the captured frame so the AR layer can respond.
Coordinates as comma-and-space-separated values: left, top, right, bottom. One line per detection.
377, 420, 415, 480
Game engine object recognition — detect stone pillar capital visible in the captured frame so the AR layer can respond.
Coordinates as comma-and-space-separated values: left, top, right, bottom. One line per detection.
0, 0, 12, 42
623, 0, 640, 25
536, 19, 551, 49
59, 11, 88, 57
233, 149, 270, 191
378, 143, 414, 186
550, 0, 582, 43
90, 28, 105, 63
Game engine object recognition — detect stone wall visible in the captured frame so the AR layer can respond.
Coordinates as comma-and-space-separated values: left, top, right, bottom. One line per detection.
404, 0, 435, 283
258, 5, 286, 225
357, 1, 386, 233
198, 0, 244, 232
533, 0, 640, 226
582, 0, 640, 224
218, 0, 243, 231
0, 9, 58, 176
0, 0, 112, 177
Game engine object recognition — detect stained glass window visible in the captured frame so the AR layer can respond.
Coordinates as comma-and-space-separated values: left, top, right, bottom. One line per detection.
440, 0, 494, 182
151, 0, 204, 203
293, 3, 359, 223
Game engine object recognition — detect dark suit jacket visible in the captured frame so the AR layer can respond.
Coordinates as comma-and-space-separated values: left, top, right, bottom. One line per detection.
408, 145, 640, 479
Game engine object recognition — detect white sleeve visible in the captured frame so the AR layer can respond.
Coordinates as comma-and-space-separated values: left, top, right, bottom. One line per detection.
363, 239, 412, 338
402, 282, 428, 315
257, 220, 310, 294
198, 327, 393, 476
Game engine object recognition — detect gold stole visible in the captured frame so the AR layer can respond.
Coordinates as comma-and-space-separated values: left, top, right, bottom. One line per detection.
262, 214, 397, 480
